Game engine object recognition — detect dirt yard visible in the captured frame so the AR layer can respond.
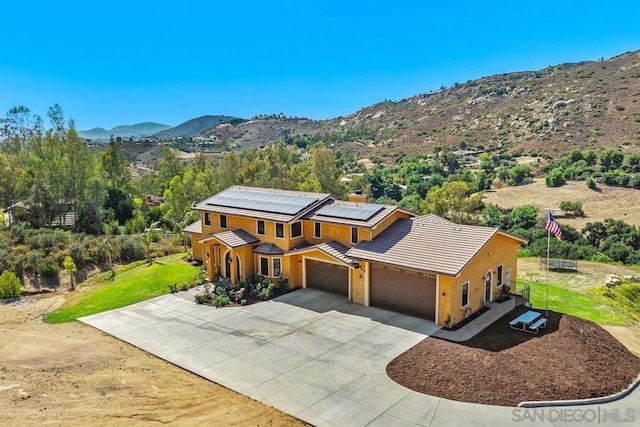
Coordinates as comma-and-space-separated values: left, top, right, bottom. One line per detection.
483, 178, 640, 230
388, 306, 640, 406
0, 294, 303, 426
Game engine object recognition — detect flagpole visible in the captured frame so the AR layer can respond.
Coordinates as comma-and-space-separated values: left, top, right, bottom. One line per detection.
544, 207, 559, 318
546, 213, 550, 317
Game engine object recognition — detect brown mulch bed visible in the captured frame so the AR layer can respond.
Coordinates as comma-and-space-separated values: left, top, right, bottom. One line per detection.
387, 305, 640, 406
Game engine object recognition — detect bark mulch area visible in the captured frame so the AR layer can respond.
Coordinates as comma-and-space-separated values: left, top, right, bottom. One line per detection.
387, 305, 640, 406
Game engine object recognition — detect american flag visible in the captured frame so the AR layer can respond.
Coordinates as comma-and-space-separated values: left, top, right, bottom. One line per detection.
545, 213, 562, 239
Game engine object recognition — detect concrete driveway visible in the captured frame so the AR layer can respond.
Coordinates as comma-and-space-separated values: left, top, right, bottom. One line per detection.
81, 289, 640, 427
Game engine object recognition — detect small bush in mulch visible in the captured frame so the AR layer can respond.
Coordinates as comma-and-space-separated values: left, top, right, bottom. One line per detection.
194, 275, 290, 307
387, 305, 640, 406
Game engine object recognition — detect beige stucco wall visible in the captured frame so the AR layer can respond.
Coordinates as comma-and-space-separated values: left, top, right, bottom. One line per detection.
437, 233, 520, 327
350, 267, 365, 304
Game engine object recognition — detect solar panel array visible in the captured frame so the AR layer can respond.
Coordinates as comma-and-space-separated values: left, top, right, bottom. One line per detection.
206, 188, 320, 215
315, 203, 384, 221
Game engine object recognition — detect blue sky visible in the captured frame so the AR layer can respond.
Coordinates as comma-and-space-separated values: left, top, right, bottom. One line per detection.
1, 1, 639, 130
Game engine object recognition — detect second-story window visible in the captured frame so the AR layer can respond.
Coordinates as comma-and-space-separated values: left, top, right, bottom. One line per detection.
220, 214, 227, 229
351, 227, 359, 244
291, 221, 302, 238
314, 222, 321, 239
257, 220, 265, 235
275, 223, 284, 238
204, 212, 211, 226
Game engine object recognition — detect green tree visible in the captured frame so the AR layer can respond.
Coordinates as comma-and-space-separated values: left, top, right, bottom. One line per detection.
155, 148, 184, 194
0, 152, 22, 209
600, 149, 624, 172
311, 144, 346, 198
509, 205, 537, 230
63, 255, 77, 290
559, 200, 584, 217
0, 270, 22, 299
100, 137, 131, 189
76, 178, 107, 234
507, 165, 531, 186
420, 181, 482, 223
624, 154, 640, 173
482, 204, 507, 228
0, 106, 43, 152
545, 168, 566, 187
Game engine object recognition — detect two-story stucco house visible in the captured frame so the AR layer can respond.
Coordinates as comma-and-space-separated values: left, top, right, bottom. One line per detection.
184, 186, 527, 327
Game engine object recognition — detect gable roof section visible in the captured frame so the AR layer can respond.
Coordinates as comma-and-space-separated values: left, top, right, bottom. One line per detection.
347, 214, 524, 276
303, 199, 414, 228
194, 186, 331, 223
197, 229, 259, 248
288, 240, 358, 267
183, 219, 202, 234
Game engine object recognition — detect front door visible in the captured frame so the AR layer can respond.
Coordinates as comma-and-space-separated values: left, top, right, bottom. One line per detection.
213, 245, 222, 277
484, 272, 492, 303
224, 251, 231, 278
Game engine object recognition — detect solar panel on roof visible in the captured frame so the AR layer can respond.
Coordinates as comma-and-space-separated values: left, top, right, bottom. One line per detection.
316, 203, 384, 221
206, 188, 320, 215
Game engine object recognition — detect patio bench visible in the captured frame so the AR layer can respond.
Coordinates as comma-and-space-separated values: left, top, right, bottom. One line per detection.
527, 317, 547, 333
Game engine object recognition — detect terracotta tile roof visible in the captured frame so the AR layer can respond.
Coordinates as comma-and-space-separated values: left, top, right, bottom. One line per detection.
197, 229, 259, 248
183, 220, 201, 234
287, 240, 357, 267
317, 241, 358, 266
194, 186, 331, 223
347, 214, 522, 276
303, 199, 414, 228
254, 242, 285, 255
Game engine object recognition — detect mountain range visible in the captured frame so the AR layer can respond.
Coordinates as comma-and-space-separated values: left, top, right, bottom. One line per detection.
78, 122, 171, 140
82, 49, 640, 159
152, 115, 242, 140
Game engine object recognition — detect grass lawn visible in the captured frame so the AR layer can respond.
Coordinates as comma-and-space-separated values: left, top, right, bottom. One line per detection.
44, 253, 201, 324
523, 279, 629, 325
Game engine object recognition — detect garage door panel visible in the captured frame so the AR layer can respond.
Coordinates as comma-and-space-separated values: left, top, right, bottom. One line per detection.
306, 259, 348, 296
370, 264, 435, 320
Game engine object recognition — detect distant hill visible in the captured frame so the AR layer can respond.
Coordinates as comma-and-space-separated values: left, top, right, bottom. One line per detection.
195, 50, 640, 160
118, 49, 640, 162
79, 122, 171, 140
153, 115, 243, 139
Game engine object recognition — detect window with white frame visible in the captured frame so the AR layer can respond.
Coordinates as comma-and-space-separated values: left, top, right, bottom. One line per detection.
497, 264, 503, 286
314, 222, 321, 239
275, 223, 284, 238
204, 212, 211, 226
219, 214, 227, 229
461, 282, 469, 307
259, 257, 269, 276
273, 258, 281, 276
351, 227, 358, 244
256, 220, 265, 235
